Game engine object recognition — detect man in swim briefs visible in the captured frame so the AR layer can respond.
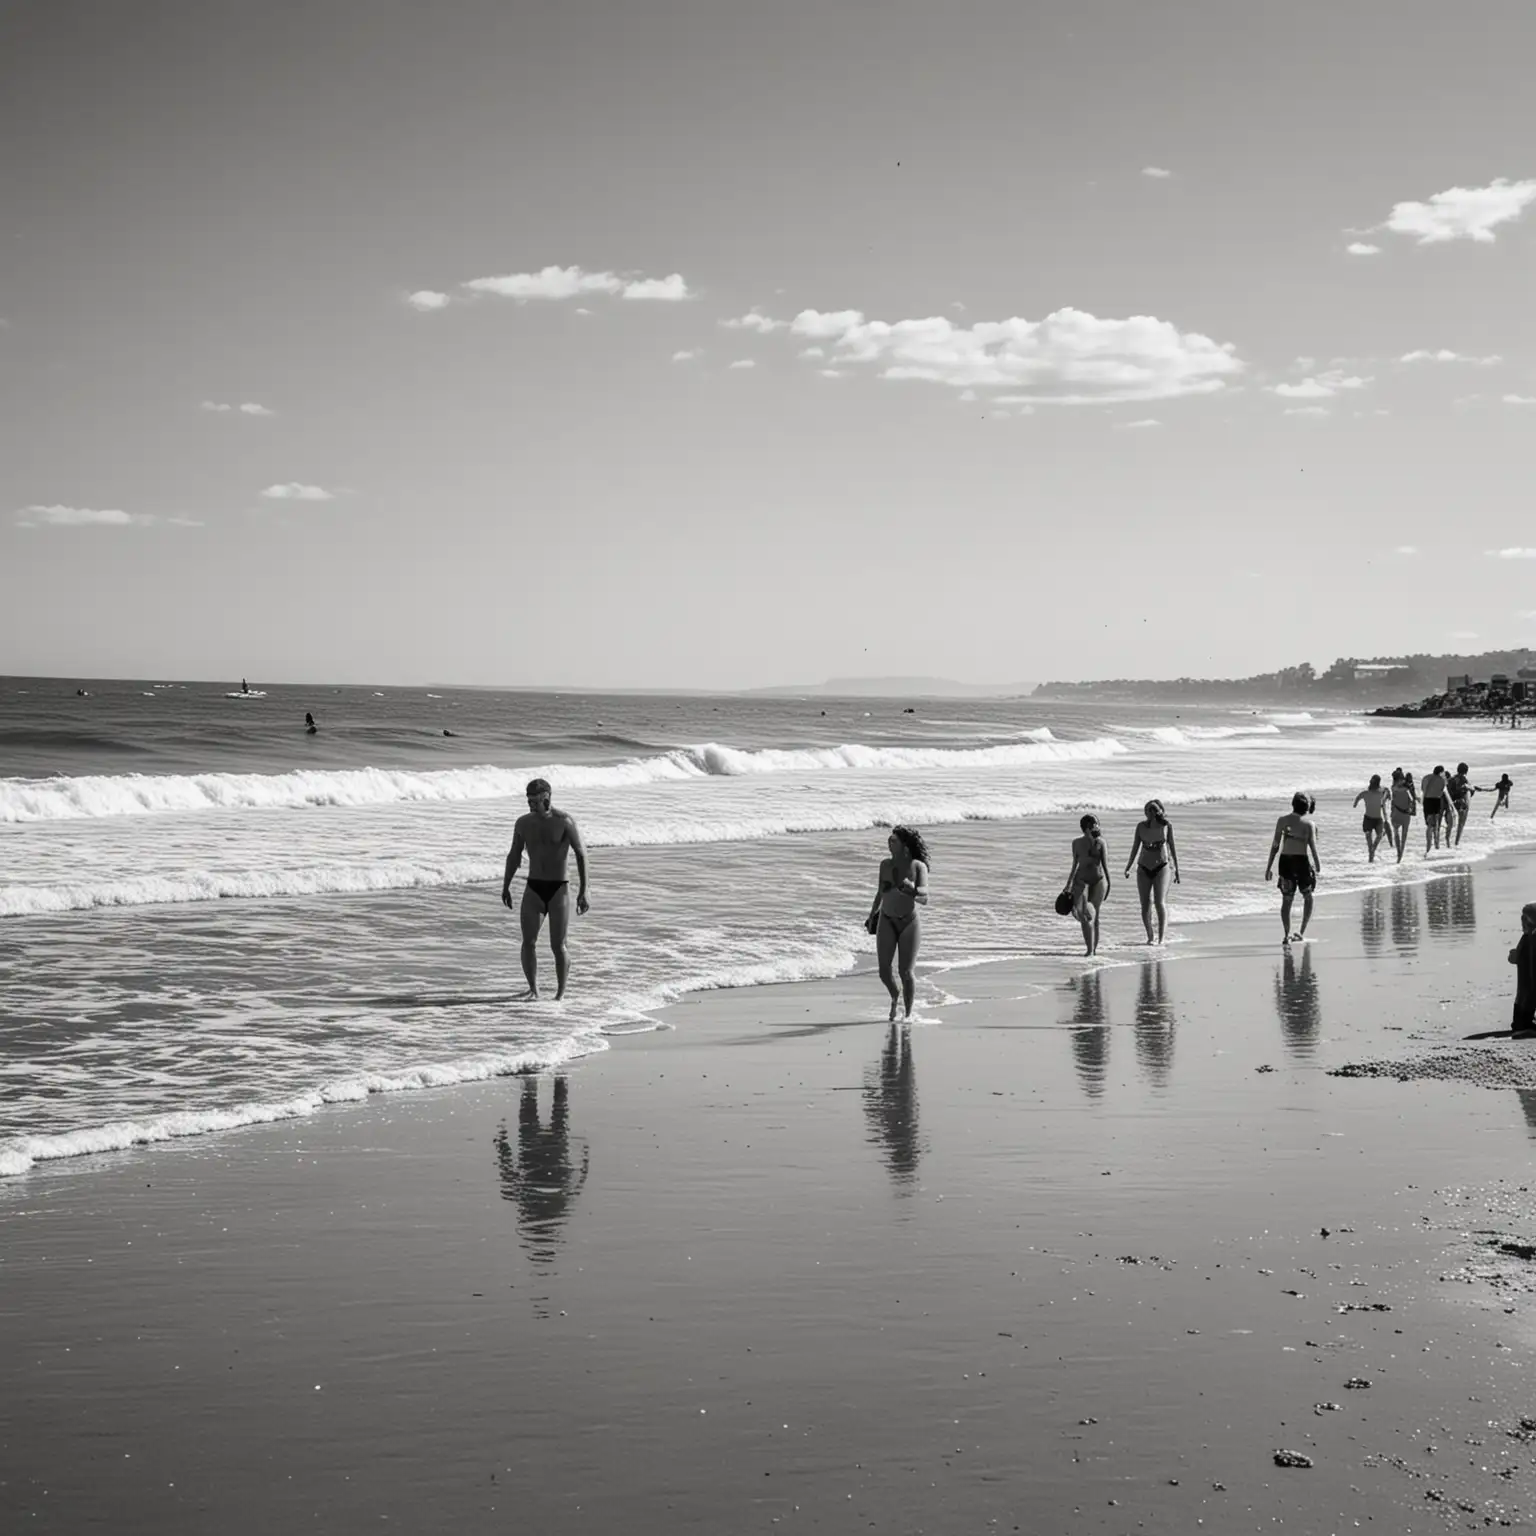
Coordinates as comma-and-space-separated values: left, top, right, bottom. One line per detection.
1265, 791, 1321, 945
502, 778, 590, 1000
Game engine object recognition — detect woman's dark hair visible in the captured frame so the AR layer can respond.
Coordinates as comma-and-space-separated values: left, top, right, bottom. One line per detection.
1145, 798, 1167, 824
1291, 791, 1315, 814
1079, 813, 1101, 833
1457, 762, 1469, 774
1369, 773, 1381, 788
891, 825, 930, 867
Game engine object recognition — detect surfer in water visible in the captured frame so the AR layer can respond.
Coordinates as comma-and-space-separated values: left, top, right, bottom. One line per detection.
1265, 792, 1321, 945
865, 826, 930, 1021
501, 778, 590, 1001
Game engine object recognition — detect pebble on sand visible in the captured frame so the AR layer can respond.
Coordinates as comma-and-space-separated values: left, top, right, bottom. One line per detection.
1273, 1450, 1314, 1468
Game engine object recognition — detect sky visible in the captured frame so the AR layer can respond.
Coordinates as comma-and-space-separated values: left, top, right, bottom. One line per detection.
2, 0, 1534, 690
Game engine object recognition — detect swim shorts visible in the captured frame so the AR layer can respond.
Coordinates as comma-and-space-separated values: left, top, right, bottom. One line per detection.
1423, 796, 1442, 818
1362, 815, 1383, 832
1277, 853, 1315, 892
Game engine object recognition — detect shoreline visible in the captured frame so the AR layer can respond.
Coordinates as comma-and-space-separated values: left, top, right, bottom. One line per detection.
5, 846, 1536, 1530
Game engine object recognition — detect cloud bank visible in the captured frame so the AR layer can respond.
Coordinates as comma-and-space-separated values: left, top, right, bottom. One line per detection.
1271, 369, 1371, 400
15, 504, 199, 528
260, 483, 335, 502
201, 401, 275, 415
745, 306, 1243, 403
1382, 177, 1536, 244
461, 265, 691, 303
1400, 350, 1501, 365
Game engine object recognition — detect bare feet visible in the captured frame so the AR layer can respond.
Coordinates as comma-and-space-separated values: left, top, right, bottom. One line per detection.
888, 998, 899, 1022
515, 987, 540, 1002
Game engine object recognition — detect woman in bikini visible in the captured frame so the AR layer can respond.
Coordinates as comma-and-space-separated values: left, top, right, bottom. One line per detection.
1388, 768, 1416, 864
866, 825, 930, 1021
1352, 774, 1389, 863
1264, 792, 1321, 945
1065, 813, 1111, 958
1123, 799, 1180, 945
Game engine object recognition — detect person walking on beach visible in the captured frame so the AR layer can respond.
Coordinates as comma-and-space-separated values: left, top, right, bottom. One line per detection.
865, 825, 930, 1021
1353, 774, 1390, 863
1388, 769, 1416, 864
1482, 772, 1514, 819
1421, 765, 1452, 854
1265, 792, 1321, 945
1123, 799, 1180, 945
1064, 813, 1111, 958
501, 778, 590, 1001
1509, 903, 1536, 1036
1447, 763, 1475, 847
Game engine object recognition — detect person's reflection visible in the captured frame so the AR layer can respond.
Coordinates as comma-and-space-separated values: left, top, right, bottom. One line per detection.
1425, 875, 1451, 937
1069, 970, 1109, 1099
1274, 947, 1321, 1056
1517, 1089, 1536, 1138
1134, 961, 1176, 1087
1360, 888, 1386, 958
1390, 883, 1421, 954
493, 1076, 589, 1267
1447, 871, 1476, 936
863, 1023, 922, 1190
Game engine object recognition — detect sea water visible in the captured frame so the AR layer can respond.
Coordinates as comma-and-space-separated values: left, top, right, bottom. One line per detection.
2, 678, 1533, 1176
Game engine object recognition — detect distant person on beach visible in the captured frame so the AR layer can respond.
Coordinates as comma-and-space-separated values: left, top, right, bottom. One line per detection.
1482, 773, 1514, 819
1421, 765, 1452, 854
501, 778, 590, 1001
1447, 763, 1475, 847
1509, 903, 1536, 1035
1265, 792, 1321, 945
1389, 769, 1416, 863
1353, 775, 1389, 862
865, 825, 930, 1021
1123, 799, 1180, 945
1065, 814, 1111, 958
304, 711, 317, 735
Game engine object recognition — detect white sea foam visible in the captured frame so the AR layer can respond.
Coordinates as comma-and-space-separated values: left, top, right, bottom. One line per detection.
1133, 724, 1283, 746
0, 736, 1128, 824
0, 1034, 606, 1177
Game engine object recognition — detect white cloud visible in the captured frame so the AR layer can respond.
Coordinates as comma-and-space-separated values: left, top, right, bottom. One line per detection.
671, 349, 700, 363
1394, 545, 1419, 555
818, 368, 845, 378
406, 290, 451, 312
1491, 548, 1536, 559
766, 305, 1243, 403
15, 504, 175, 527
1401, 349, 1501, 365
722, 310, 787, 333
1118, 418, 1163, 428
260, 483, 334, 502
727, 359, 756, 370
1502, 394, 1536, 405
200, 401, 231, 412
202, 400, 274, 415
1345, 242, 1382, 256
798, 346, 825, 359
461, 265, 691, 303
1141, 166, 1173, 179
1450, 630, 1480, 641
1283, 406, 1330, 417
1383, 177, 1536, 244
1272, 370, 1371, 399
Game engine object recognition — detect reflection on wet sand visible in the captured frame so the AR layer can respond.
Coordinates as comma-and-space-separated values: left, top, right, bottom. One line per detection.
1134, 961, 1175, 1088
493, 1076, 590, 1267
1425, 870, 1477, 940
1274, 947, 1321, 1057
863, 1023, 922, 1190
1360, 888, 1386, 958
1068, 971, 1109, 1099
1390, 884, 1421, 954
1518, 1089, 1536, 1139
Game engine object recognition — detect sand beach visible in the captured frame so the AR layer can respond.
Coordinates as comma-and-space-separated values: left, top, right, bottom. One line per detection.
5, 852, 1536, 1533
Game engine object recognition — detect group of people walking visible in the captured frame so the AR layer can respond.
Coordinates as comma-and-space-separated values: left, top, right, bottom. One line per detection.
499, 767, 1522, 1029
1354, 764, 1514, 864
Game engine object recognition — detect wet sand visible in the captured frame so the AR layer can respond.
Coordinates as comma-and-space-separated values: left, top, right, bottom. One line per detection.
4, 854, 1536, 1532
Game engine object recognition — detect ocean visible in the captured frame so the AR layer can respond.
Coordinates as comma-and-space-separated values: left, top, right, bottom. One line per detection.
3, 677, 1533, 1179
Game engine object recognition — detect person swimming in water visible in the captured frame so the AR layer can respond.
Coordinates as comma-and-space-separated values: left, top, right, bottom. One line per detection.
1421, 764, 1452, 854
501, 778, 590, 1001
1123, 799, 1179, 945
1388, 768, 1416, 864
1065, 813, 1111, 958
1265, 792, 1321, 945
304, 711, 318, 734
1353, 774, 1389, 863
865, 825, 930, 1021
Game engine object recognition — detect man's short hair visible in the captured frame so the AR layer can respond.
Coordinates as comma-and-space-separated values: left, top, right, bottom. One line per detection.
526, 778, 551, 798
